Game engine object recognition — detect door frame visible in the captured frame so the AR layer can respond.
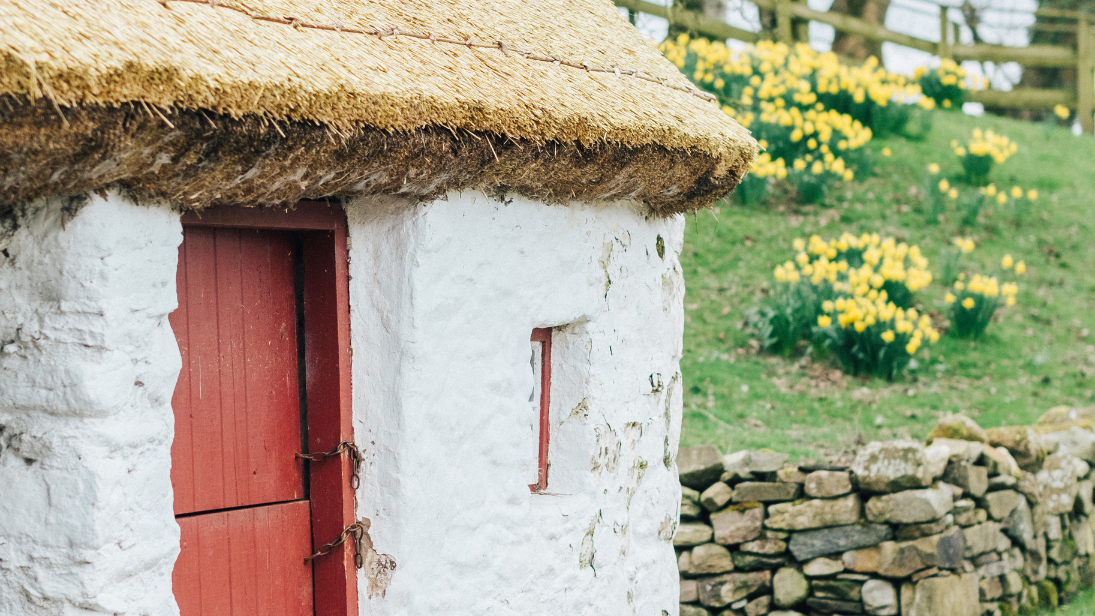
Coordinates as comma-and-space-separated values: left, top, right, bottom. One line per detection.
180, 201, 358, 616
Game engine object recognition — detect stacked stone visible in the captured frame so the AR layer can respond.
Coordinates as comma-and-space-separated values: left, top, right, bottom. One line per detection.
674, 408, 1095, 616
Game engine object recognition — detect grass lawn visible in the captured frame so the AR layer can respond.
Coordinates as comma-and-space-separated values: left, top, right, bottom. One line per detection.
1060, 587, 1095, 613
679, 110, 1095, 464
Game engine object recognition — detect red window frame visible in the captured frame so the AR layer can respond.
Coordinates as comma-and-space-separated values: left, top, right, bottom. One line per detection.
529, 328, 553, 493
180, 201, 358, 616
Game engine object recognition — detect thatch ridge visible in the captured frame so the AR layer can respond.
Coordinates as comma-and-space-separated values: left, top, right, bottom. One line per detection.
0, 0, 757, 210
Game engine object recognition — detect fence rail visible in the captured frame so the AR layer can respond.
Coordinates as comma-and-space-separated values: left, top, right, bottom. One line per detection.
616, 0, 1095, 133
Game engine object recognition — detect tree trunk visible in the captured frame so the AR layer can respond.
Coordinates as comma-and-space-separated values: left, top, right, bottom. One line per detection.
829, 0, 892, 60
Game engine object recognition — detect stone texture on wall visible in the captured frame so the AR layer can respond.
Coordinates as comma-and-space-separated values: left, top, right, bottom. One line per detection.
676, 408, 1095, 616
348, 193, 687, 615
0, 192, 183, 615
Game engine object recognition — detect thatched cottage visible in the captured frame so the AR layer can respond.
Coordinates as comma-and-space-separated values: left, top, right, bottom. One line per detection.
0, 0, 754, 614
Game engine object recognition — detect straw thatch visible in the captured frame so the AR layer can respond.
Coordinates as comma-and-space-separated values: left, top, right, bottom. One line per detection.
0, 0, 756, 212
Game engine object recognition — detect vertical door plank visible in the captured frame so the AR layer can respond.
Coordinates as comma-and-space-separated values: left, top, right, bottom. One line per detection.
212, 229, 244, 509
227, 507, 258, 616
196, 509, 233, 615
182, 227, 229, 514
174, 501, 314, 616
302, 230, 358, 616
239, 231, 303, 506
173, 516, 203, 615
170, 241, 196, 515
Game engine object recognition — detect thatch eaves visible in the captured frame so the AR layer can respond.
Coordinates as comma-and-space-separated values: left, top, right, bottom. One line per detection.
0, 0, 756, 213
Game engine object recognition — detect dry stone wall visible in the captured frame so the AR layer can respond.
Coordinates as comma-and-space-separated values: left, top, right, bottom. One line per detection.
675, 408, 1095, 616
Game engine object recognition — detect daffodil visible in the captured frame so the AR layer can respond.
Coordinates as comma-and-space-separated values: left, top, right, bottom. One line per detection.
962, 297, 975, 309
1001, 255, 1014, 269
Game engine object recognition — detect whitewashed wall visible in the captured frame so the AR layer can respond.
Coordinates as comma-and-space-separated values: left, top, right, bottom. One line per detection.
347, 192, 686, 616
0, 192, 182, 615
0, 189, 685, 616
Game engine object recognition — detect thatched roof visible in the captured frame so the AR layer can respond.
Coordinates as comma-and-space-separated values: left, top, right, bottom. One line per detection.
0, 0, 756, 213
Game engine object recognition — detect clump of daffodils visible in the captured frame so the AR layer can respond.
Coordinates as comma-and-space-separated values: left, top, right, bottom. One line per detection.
915, 60, 971, 109
818, 294, 940, 380
952, 128, 1018, 185
944, 253, 1025, 338
801, 232, 932, 308
659, 37, 925, 205
753, 233, 936, 380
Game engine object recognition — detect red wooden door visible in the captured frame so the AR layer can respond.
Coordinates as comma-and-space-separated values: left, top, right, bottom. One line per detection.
170, 227, 314, 616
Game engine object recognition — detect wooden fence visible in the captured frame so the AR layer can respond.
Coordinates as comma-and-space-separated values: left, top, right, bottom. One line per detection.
615, 0, 1095, 133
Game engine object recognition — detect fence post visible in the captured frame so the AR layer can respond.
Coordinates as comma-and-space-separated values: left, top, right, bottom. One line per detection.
791, 0, 809, 42
776, 0, 793, 44
938, 6, 952, 60
1079, 14, 1094, 134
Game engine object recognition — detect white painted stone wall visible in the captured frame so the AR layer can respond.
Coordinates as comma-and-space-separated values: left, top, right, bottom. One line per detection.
0, 188, 684, 616
347, 192, 686, 615
0, 192, 182, 616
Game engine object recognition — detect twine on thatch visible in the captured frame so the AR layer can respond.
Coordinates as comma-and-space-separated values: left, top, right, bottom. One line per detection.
157, 0, 717, 103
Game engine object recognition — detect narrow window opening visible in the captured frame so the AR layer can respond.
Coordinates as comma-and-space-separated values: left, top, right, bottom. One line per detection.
529, 328, 552, 493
